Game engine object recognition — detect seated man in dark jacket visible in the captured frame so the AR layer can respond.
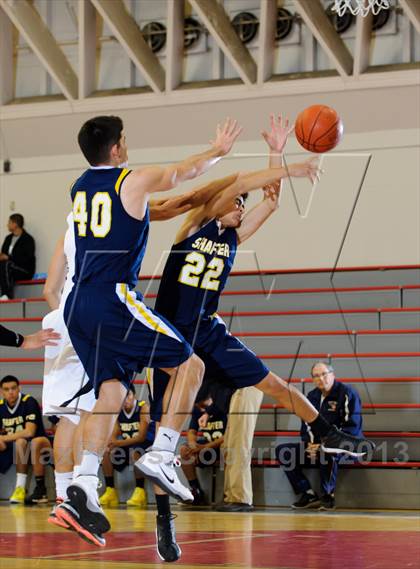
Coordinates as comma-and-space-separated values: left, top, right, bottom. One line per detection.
0, 214, 36, 300
276, 361, 363, 510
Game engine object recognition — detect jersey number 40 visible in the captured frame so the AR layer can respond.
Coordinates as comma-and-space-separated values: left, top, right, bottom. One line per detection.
73, 191, 112, 238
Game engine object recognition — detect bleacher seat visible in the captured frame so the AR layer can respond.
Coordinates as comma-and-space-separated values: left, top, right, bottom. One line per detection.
0, 265, 419, 508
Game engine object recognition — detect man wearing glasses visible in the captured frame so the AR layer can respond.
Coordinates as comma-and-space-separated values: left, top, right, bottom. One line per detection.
276, 362, 363, 510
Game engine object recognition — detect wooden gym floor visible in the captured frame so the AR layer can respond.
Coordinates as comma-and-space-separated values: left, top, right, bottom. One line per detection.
0, 504, 419, 569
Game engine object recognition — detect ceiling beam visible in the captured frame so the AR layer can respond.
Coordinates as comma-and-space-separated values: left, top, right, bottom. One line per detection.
78, 0, 96, 98
0, 0, 78, 100
189, 0, 257, 84
293, 0, 353, 77
0, 6, 13, 104
399, 0, 420, 35
258, 0, 277, 84
90, 0, 165, 93
166, 0, 184, 92
353, 12, 373, 75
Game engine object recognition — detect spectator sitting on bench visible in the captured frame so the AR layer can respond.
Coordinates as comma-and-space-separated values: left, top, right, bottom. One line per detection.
276, 362, 363, 511
100, 385, 154, 508
180, 387, 228, 506
0, 214, 36, 300
0, 375, 52, 504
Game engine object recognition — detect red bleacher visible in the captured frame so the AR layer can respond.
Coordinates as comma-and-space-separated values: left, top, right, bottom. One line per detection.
3, 263, 419, 475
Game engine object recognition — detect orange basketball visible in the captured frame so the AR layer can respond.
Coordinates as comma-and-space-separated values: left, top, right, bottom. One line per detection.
295, 105, 343, 153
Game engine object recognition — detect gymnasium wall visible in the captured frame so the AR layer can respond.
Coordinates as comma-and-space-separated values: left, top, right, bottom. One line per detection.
0, 86, 419, 275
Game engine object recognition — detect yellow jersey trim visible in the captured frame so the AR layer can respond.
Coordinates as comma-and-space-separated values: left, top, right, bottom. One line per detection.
145, 368, 152, 386
22, 394, 30, 402
115, 168, 130, 195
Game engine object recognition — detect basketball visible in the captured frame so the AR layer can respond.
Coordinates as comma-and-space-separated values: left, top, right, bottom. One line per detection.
295, 104, 344, 153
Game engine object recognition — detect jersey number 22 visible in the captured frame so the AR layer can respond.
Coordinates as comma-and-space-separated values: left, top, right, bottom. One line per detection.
179, 251, 224, 291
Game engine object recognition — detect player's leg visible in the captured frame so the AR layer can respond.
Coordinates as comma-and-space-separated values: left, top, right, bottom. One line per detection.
155, 485, 182, 562
56, 380, 125, 547
126, 447, 147, 507
26, 436, 51, 504
47, 416, 78, 528
99, 448, 119, 507
60, 287, 200, 542
255, 371, 373, 457
10, 438, 30, 503
145, 388, 181, 564
136, 354, 204, 501
201, 318, 375, 458
159, 355, 205, 432
42, 308, 97, 521
53, 416, 77, 497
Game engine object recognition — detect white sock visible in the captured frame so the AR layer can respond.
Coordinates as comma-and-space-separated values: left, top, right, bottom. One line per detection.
307, 489, 315, 496
73, 451, 101, 479
55, 471, 73, 500
154, 427, 180, 453
16, 473, 27, 489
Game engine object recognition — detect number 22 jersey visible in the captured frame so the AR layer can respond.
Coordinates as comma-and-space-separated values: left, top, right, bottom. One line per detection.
155, 219, 237, 330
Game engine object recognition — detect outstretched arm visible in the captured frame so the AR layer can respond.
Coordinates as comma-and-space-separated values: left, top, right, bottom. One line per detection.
128, 119, 242, 195
149, 174, 239, 221
208, 157, 319, 219
43, 236, 66, 310
236, 115, 293, 244
173, 158, 319, 244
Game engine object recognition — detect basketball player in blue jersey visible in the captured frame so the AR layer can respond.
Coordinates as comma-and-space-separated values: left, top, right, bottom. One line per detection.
149, 115, 375, 560
55, 115, 243, 546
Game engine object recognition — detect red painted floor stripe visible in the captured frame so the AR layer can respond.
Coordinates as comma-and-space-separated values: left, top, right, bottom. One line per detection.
2, 529, 419, 568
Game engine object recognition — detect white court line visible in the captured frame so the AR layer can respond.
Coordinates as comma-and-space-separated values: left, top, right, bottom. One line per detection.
40, 532, 277, 560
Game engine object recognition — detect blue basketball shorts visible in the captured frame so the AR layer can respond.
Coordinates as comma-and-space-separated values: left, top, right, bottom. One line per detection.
64, 283, 193, 397
148, 314, 269, 422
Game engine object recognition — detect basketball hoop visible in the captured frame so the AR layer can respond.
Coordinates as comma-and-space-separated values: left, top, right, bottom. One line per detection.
331, 0, 390, 17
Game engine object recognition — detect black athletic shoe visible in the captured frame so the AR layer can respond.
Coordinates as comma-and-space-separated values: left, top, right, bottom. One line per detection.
321, 425, 375, 458
215, 502, 254, 512
191, 487, 206, 506
55, 480, 110, 547
291, 493, 320, 510
319, 494, 336, 510
25, 485, 48, 505
156, 513, 182, 562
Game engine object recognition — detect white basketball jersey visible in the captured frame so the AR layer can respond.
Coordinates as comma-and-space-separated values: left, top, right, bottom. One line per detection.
60, 212, 75, 309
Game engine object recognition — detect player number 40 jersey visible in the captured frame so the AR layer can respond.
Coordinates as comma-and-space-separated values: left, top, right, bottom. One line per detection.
70, 167, 149, 288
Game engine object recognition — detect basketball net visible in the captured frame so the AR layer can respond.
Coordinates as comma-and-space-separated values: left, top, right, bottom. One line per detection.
332, 0, 390, 17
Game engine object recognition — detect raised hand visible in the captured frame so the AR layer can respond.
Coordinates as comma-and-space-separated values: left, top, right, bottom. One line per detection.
261, 114, 294, 154
263, 181, 281, 204
210, 118, 243, 156
21, 328, 61, 350
287, 157, 322, 184
198, 412, 209, 429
